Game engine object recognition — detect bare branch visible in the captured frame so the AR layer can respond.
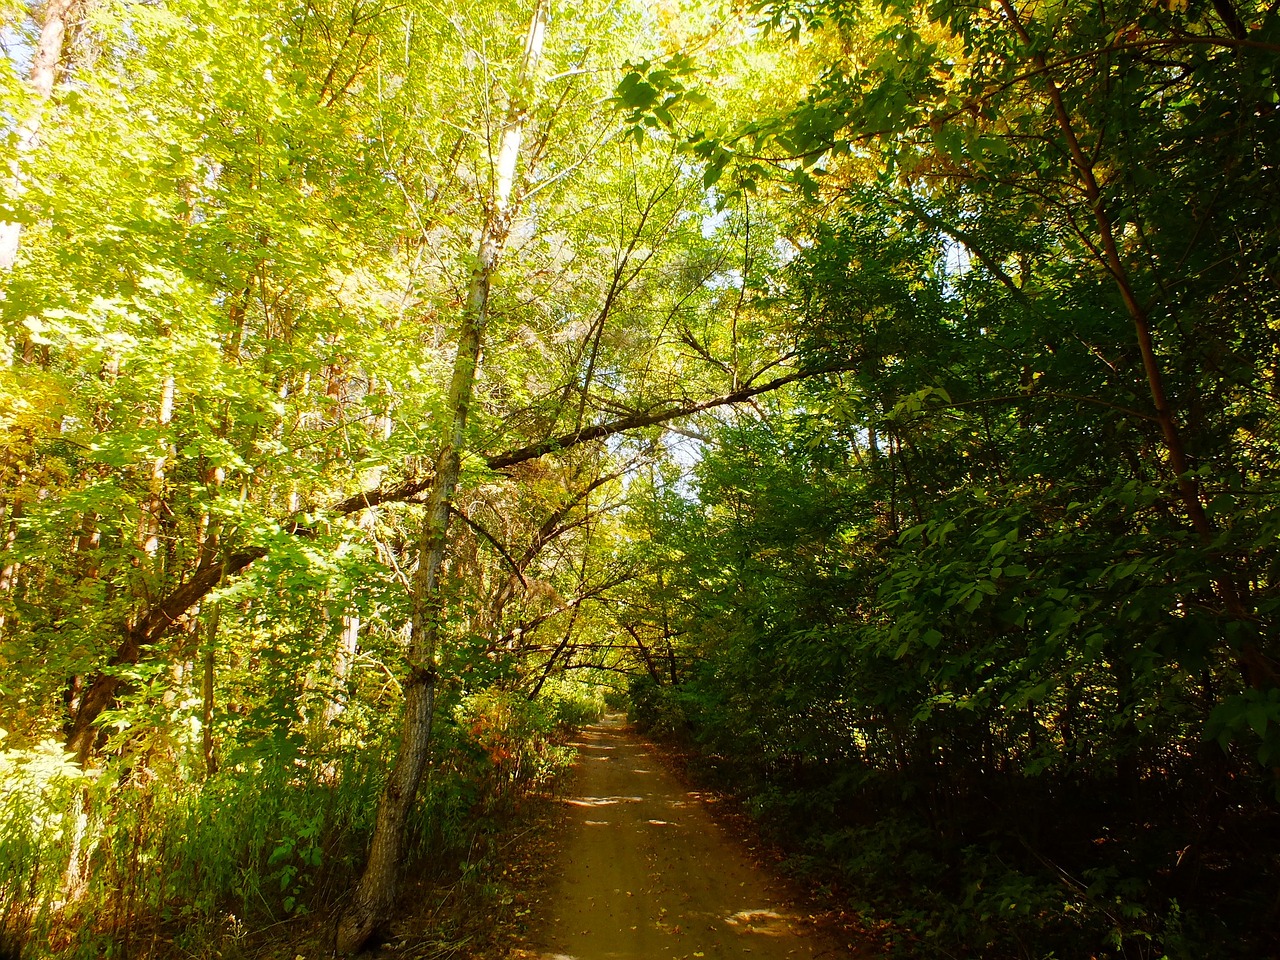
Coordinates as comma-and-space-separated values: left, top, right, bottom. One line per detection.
486, 362, 846, 470
450, 505, 529, 590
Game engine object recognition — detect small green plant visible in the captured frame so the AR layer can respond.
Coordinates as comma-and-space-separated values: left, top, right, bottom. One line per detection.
0, 731, 93, 956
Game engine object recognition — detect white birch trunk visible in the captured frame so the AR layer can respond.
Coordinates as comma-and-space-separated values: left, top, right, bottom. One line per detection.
0, 0, 79, 269
139, 374, 175, 560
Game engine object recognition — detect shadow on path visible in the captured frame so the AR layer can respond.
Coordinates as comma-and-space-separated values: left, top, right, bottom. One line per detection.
519, 714, 848, 960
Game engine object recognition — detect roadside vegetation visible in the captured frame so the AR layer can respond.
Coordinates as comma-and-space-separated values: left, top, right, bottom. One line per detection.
1, 682, 599, 956
2, 0, 1277, 956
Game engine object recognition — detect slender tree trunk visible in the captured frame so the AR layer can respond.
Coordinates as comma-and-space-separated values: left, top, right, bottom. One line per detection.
201, 602, 219, 777
334, 4, 547, 951
623, 623, 664, 686
997, 0, 1272, 685
654, 566, 679, 687
0, 499, 22, 639
486, 468, 621, 641
323, 613, 360, 725
529, 505, 595, 699
0, 0, 80, 269
530, 604, 581, 700
140, 373, 176, 564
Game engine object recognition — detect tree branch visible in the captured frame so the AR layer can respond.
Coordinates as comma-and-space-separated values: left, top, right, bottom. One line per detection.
450, 505, 529, 590
63, 360, 847, 762
485, 363, 846, 470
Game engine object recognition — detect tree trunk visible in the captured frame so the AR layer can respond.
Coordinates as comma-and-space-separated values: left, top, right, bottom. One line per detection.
623, 623, 664, 686
997, 0, 1272, 686
334, 3, 547, 951
140, 373, 176, 564
201, 605, 219, 778
529, 613, 579, 700
323, 613, 360, 725
486, 468, 621, 641
0, 501, 22, 639
0, 0, 80, 269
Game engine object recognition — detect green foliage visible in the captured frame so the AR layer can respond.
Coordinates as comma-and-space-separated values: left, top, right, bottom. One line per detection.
614, 54, 709, 137
2, 0, 706, 943
0, 735, 89, 950
0, 680, 589, 957
3, 0, 1279, 953
619, 68, 1280, 943
0, 719, 392, 956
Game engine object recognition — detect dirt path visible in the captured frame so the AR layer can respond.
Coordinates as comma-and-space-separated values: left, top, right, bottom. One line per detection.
518, 715, 848, 960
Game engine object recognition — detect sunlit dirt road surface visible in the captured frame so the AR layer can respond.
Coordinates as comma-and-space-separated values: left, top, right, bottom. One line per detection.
519, 714, 849, 960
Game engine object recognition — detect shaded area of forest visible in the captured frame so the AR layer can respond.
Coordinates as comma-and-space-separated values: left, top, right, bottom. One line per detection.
2, 0, 1279, 956
615, 0, 1280, 952
0, 684, 600, 956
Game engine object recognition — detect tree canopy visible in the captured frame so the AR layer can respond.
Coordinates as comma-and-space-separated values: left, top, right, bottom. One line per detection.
1, 0, 1278, 955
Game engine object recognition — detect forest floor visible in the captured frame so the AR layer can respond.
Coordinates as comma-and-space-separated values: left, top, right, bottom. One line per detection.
504, 713, 859, 960
239, 715, 876, 960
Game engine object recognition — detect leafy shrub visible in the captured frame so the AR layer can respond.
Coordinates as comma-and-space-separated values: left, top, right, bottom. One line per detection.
0, 733, 91, 955
0, 676, 595, 959
627, 675, 691, 740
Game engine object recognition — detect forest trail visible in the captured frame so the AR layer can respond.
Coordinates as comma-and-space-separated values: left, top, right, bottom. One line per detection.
516, 715, 849, 960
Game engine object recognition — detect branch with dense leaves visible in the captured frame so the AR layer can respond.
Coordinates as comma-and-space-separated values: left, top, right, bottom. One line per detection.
62, 360, 850, 761
65, 545, 266, 763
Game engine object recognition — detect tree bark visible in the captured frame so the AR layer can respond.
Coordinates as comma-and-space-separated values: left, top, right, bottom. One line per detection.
529, 529, 592, 699
0, 0, 80, 269
998, 0, 1272, 685
623, 623, 664, 686
0, 500, 22, 639
140, 373, 176, 564
333, 2, 548, 951
323, 613, 360, 726
201, 603, 220, 778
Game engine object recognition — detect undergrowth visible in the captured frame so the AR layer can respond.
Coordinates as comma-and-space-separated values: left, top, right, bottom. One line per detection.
0, 681, 600, 958
629, 677, 1280, 960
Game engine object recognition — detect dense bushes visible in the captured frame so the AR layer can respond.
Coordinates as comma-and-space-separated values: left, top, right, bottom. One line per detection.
620, 298, 1280, 956
618, 31, 1280, 940
632, 648, 1278, 958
